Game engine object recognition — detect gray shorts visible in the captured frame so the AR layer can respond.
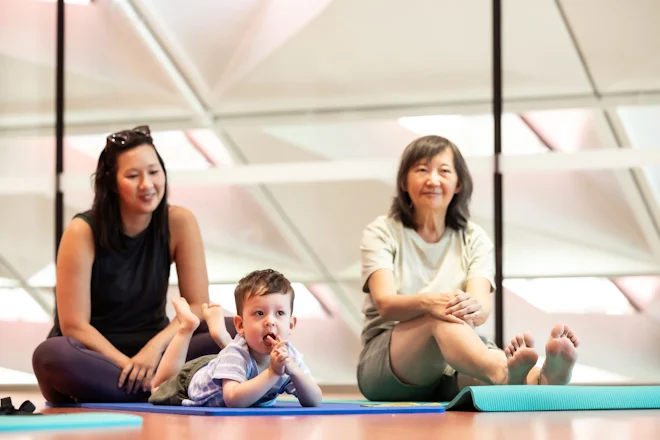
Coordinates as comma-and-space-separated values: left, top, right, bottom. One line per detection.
148, 354, 216, 406
357, 328, 500, 402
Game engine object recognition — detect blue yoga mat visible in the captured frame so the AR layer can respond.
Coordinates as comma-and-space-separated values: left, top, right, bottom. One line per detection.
0, 413, 143, 433
50, 385, 660, 415
55, 401, 445, 416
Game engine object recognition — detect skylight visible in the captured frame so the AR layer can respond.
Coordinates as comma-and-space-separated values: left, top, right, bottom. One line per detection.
0, 288, 51, 323
398, 113, 548, 156
504, 277, 635, 315
67, 130, 212, 171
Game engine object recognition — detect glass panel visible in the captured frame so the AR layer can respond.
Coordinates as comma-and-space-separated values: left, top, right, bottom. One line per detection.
503, 157, 660, 384
0, 0, 57, 385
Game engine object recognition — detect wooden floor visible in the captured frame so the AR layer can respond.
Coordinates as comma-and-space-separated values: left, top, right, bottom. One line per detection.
3, 390, 660, 440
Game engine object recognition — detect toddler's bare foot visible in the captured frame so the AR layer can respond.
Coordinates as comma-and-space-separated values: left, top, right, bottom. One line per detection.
172, 297, 200, 333
202, 303, 232, 348
538, 323, 579, 385
505, 333, 539, 385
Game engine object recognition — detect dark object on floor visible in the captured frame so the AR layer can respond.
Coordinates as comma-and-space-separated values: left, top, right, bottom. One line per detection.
0, 397, 41, 416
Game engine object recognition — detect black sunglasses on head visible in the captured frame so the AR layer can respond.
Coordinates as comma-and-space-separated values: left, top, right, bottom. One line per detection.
105, 125, 153, 150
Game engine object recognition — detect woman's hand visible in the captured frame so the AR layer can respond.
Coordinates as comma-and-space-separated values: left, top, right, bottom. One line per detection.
422, 293, 467, 325
445, 290, 483, 327
118, 342, 164, 394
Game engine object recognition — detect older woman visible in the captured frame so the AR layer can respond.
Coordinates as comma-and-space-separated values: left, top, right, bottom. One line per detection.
357, 135, 580, 402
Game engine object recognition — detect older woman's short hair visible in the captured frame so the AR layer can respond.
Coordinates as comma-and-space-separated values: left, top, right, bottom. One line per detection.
389, 135, 473, 230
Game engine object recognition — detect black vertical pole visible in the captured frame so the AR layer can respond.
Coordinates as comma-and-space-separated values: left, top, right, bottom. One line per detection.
55, 0, 65, 259
493, 0, 504, 349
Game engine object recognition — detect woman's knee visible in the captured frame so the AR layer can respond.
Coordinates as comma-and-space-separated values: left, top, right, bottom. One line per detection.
33, 338, 60, 370
32, 337, 82, 374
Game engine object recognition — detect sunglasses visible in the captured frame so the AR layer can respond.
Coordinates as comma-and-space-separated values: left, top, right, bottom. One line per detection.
105, 125, 153, 150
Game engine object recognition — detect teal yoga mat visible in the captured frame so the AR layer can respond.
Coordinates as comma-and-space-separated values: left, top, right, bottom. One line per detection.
0, 413, 143, 433
282, 385, 660, 412
444, 385, 660, 412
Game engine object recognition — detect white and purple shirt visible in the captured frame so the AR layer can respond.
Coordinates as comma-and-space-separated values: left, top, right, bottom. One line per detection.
183, 334, 313, 407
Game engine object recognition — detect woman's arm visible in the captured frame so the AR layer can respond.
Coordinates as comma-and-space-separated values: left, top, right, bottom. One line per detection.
56, 218, 130, 368
368, 269, 464, 324
465, 278, 492, 326
168, 206, 231, 348
446, 225, 496, 327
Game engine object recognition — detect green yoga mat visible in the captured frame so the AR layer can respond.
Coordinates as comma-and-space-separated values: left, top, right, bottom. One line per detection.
283, 386, 660, 412
0, 413, 143, 433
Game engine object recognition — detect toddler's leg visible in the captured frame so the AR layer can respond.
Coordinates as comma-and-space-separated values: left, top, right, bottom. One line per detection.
202, 303, 233, 349
151, 298, 200, 389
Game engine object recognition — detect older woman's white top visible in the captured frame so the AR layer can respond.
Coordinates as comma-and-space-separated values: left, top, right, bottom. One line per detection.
359, 215, 495, 347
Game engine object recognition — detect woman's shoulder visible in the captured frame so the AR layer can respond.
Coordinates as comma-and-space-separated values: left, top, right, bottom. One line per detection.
168, 205, 202, 241
365, 214, 402, 232
66, 211, 94, 238
168, 204, 199, 227
461, 221, 493, 247
363, 214, 403, 238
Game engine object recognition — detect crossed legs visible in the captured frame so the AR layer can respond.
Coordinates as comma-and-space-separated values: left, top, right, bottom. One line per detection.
389, 315, 580, 391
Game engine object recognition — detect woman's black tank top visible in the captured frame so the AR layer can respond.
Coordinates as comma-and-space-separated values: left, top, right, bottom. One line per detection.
49, 210, 171, 357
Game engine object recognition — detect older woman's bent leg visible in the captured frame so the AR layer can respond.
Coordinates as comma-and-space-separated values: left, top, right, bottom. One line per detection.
357, 315, 508, 402
390, 315, 508, 387
357, 328, 457, 402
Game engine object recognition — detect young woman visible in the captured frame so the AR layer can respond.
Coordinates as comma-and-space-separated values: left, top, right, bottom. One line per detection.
32, 126, 235, 403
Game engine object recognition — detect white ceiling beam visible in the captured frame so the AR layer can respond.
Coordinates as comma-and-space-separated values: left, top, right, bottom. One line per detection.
0, 114, 199, 139
3, 90, 660, 139
213, 91, 660, 127
591, 111, 660, 261
54, 147, 660, 190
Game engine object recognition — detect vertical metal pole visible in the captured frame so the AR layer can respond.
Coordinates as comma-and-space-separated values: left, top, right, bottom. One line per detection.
55, 0, 65, 258
493, 0, 504, 349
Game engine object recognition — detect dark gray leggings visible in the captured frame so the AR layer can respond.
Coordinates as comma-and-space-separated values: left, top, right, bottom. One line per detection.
32, 317, 236, 404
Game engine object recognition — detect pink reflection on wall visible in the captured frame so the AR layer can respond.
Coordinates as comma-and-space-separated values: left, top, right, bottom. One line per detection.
521, 109, 603, 152
611, 276, 660, 310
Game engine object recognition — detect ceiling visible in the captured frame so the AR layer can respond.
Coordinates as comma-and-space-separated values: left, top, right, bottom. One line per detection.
2, 0, 660, 338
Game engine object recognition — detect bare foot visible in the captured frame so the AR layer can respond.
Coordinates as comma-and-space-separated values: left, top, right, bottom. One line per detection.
202, 303, 232, 348
505, 333, 539, 385
172, 297, 200, 332
538, 323, 579, 385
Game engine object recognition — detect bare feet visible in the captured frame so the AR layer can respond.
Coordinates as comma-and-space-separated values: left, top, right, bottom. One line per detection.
202, 303, 233, 348
172, 297, 200, 333
538, 323, 579, 385
505, 333, 539, 385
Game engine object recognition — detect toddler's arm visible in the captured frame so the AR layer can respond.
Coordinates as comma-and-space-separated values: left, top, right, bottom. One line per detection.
286, 363, 322, 407
221, 370, 280, 408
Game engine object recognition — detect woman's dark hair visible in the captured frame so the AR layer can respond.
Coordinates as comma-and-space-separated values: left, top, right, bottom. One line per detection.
389, 135, 473, 230
91, 125, 169, 253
